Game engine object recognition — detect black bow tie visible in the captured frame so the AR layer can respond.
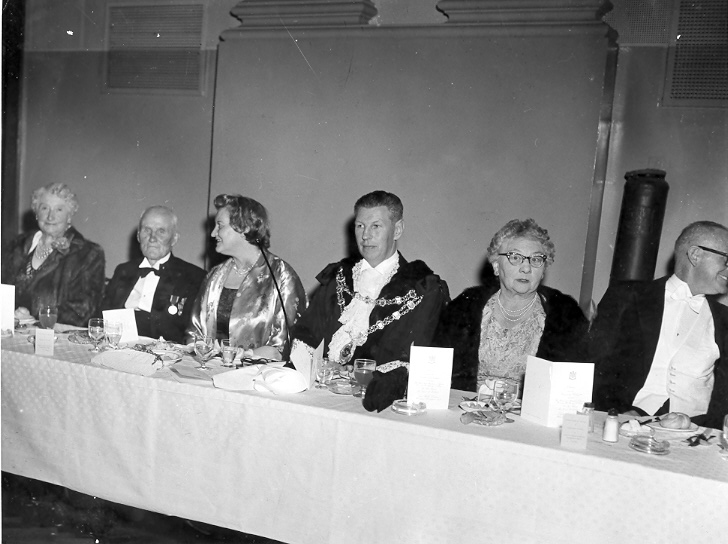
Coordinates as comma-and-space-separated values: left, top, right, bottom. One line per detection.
138, 267, 160, 278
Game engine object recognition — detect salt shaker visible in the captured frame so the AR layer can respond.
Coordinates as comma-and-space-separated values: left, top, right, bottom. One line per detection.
602, 408, 620, 442
581, 402, 595, 433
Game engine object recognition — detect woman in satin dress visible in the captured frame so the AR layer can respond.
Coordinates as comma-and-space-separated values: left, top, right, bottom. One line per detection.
188, 194, 306, 360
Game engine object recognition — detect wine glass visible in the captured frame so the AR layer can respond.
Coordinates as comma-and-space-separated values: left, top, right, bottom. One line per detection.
315, 358, 334, 389
88, 318, 105, 353
491, 378, 519, 412
194, 334, 214, 371
352, 359, 376, 398
104, 321, 123, 350
221, 339, 236, 368
38, 305, 58, 330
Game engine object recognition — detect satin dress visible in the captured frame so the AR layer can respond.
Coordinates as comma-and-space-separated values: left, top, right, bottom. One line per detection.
188, 251, 306, 359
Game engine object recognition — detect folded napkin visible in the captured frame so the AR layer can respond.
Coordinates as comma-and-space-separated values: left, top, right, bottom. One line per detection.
93, 349, 162, 377
213, 366, 308, 394
212, 366, 261, 391
255, 367, 308, 394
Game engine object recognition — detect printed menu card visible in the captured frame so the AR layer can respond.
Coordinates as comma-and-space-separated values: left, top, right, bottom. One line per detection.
407, 346, 454, 410
521, 356, 594, 428
102, 309, 138, 344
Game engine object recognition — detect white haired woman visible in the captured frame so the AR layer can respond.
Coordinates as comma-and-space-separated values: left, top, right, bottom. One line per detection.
434, 218, 588, 393
2, 183, 105, 326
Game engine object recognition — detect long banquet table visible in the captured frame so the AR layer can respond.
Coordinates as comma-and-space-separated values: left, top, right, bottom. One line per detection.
2, 329, 727, 544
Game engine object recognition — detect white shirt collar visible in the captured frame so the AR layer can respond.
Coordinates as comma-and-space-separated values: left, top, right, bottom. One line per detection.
361, 251, 399, 277
666, 274, 705, 312
139, 252, 171, 270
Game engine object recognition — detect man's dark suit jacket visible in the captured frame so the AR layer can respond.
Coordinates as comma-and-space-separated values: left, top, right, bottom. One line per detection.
590, 276, 728, 429
102, 255, 205, 344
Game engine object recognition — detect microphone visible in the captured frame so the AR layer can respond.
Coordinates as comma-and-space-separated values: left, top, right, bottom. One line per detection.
253, 237, 293, 359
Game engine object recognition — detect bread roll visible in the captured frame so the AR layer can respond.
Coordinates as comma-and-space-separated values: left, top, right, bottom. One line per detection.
14, 307, 31, 320
660, 412, 691, 429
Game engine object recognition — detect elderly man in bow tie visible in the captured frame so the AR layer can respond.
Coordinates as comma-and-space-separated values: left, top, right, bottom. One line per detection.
102, 206, 205, 343
591, 221, 728, 429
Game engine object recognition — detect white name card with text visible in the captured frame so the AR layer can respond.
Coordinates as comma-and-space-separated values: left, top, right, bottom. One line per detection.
35, 328, 56, 357
407, 346, 454, 410
521, 356, 594, 428
102, 309, 139, 344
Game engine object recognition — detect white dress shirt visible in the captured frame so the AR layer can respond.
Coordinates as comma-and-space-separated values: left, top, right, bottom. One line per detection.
124, 253, 171, 313
633, 275, 718, 416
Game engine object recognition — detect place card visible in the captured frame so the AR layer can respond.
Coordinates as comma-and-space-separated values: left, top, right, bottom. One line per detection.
1, 284, 15, 333
290, 339, 323, 389
102, 308, 138, 344
35, 328, 55, 357
406, 346, 453, 410
560, 413, 590, 450
521, 356, 594, 428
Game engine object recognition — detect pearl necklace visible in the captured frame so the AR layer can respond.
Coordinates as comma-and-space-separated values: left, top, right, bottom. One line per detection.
496, 290, 537, 323
34, 244, 54, 261
231, 259, 254, 276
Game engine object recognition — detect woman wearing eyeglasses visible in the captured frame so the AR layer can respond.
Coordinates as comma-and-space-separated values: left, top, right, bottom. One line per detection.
434, 218, 588, 393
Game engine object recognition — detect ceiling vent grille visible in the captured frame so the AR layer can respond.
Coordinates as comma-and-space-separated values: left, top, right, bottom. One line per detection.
663, 0, 728, 106
604, 0, 672, 45
106, 4, 204, 93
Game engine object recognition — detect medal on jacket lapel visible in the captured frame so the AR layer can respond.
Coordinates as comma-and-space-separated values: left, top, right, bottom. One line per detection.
168, 295, 180, 315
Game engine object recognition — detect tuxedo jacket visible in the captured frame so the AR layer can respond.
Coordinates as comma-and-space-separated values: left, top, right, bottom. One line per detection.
103, 255, 205, 344
590, 277, 728, 429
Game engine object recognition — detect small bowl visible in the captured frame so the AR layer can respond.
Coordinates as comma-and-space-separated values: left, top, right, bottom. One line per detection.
629, 435, 670, 455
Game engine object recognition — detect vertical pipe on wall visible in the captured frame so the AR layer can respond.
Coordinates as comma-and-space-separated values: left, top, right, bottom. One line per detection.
579, 33, 619, 318
609, 169, 669, 283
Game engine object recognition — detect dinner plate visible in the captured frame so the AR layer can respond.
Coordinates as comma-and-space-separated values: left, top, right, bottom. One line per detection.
647, 421, 699, 434
619, 425, 654, 438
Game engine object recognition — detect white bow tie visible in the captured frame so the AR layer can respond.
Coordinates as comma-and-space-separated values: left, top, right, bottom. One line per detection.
670, 285, 704, 313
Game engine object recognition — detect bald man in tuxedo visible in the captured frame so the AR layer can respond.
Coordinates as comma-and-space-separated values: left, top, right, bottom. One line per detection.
590, 221, 728, 429
103, 206, 205, 343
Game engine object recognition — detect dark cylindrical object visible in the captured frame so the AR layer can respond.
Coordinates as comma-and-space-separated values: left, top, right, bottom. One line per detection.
610, 169, 669, 283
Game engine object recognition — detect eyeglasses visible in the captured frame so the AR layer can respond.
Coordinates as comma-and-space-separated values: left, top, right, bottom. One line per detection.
698, 245, 728, 266
498, 251, 548, 268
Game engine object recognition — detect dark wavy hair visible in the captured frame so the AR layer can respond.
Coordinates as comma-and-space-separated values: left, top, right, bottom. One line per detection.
213, 194, 271, 249
354, 190, 403, 222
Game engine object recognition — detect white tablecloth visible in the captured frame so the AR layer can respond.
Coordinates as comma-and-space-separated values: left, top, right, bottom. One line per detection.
2, 331, 727, 544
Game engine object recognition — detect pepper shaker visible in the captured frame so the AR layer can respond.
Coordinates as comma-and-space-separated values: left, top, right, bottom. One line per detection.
581, 402, 595, 433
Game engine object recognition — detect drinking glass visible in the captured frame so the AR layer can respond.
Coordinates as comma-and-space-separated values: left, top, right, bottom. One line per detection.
104, 321, 123, 350
38, 305, 58, 330
315, 358, 334, 389
221, 339, 236, 368
721, 414, 728, 451
491, 378, 519, 411
352, 359, 376, 398
88, 318, 105, 353
194, 334, 214, 371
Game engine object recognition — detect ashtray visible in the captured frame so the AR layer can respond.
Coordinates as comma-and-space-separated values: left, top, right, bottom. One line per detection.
391, 399, 426, 416
629, 435, 670, 456
327, 379, 354, 395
